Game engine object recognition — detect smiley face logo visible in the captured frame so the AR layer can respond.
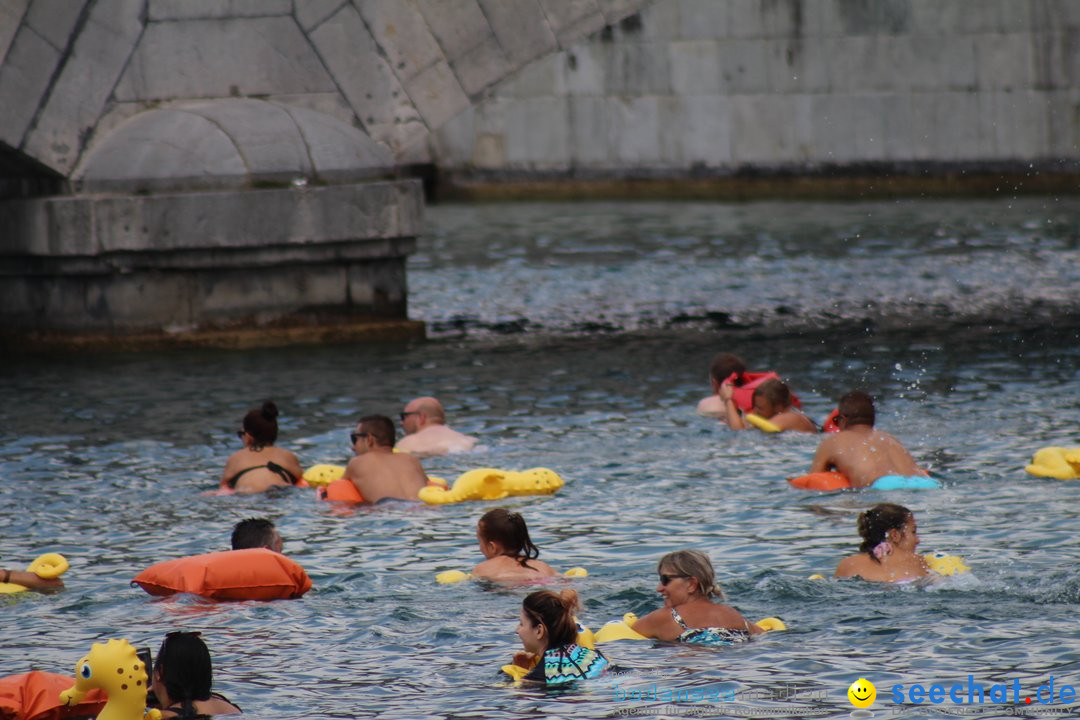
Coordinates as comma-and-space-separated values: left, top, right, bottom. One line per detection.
848, 678, 876, 708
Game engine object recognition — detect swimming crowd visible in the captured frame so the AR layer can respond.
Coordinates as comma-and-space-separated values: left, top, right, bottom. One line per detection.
3, 351, 947, 713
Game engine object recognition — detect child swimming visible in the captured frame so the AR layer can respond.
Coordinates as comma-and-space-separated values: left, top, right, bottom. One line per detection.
510, 589, 609, 685
721, 378, 817, 433
835, 503, 930, 583
472, 508, 557, 583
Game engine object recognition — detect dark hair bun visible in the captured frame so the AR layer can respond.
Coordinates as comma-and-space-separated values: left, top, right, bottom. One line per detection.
260, 400, 279, 421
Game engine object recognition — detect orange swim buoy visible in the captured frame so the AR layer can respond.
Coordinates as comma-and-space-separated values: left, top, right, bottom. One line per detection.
317, 477, 365, 502
132, 548, 312, 601
787, 471, 852, 491
0, 670, 106, 720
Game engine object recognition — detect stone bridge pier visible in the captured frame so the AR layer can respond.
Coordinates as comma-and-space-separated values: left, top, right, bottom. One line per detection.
0, 0, 645, 349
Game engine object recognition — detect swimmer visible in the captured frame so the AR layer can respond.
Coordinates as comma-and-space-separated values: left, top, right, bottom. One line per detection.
472, 508, 557, 583
721, 378, 817, 433
220, 401, 303, 494
511, 589, 609, 685
395, 397, 478, 458
835, 503, 929, 583
808, 390, 928, 488
230, 518, 283, 553
697, 353, 747, 419
342, 414, 429, 502
0, 565, 63, 592
151, 631, 241, 718
630, 550, 762, 645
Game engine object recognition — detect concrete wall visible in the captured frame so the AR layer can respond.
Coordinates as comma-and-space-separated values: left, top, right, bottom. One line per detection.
431, 0, 1080, 177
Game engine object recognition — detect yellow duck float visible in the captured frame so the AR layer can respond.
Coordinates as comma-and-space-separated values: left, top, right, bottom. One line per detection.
59, 639, 161, 720
418, 467, 564, 505
1025, 447, 1080, 480
0, 553, 69, 594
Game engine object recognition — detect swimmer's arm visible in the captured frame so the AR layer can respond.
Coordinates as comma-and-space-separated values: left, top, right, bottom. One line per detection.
283, 451, 303, 481
808, 438, 835, 473
630, 608, 674, 641
220, 454, 242, 489
719, 383, 746, 430
773, 411, 818, 433
3, 569, 63, 591
343, 457, 374, 501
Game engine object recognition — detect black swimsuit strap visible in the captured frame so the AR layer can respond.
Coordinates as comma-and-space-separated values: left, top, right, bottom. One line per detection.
226, 462, 298, 489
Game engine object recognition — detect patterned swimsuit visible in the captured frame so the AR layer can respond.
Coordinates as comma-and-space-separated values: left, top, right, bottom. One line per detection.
670, 607, 752, 647
524, 643, 609, 685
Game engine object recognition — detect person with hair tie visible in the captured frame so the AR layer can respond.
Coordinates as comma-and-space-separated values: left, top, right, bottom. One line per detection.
472, 508, 557, 583
630, 550, 762, 645
219, 401, 303, 494
510, 589, 608, 685
151, 632, 241, 718
835, 503, 929, 583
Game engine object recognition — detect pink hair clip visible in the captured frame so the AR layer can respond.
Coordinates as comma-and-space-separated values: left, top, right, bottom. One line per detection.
872, 541, 894, 560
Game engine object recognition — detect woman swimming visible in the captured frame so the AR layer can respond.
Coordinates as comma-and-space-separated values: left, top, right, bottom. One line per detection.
151, 631, 241, 718
630, 550, 762, 645
472, 508, 557, 583
219, 401, 303, 494
835, 503, 929, 583
510, 589, 608, 685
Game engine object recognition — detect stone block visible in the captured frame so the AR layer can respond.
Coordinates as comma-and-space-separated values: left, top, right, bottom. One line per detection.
430, 104, 476, 166
539, 0, 602, 44
265, 91, 358, 127
25, 0, 85, 50
503, 95, 570, 167
908, 35, 976, 91
451, 34, 512, 95
1033, 31, 1080, 89
878, 92, 914, 159
347, 258, 407, 313
910, 0, 1003, 35
596, 0, 643, 26
763, 37, 829, 93
294, 0, 345, 31
564, 43, 604, 95
989, 90, 1049, 159
731, 94, 797, 163
568, 95, 611, 165
824, 0, 912, 37
0, 25, 59, 148
809, 93, 859, 162
676, 94, 732, 166
479, 0, 557, 67
974, 33, 1034, 90
118, 16, 336, 102
1046, 89, 1080, 157
634, 1, 679, 41
498, 52, 566, 98
717, 39, 768, 93
0, 0, 29, 63
669, 40, 722, 95
852, 93, 888, 161
609, 95, 662, 165
415, 0, 490, 60
191, 99, 314, 177
829, 35, 912, 93
405, 58, 470, 129
727, 0, 767, 39
356, 0, 445, 84
310, 5, 424, 152
148, 0, 291, 20
603, 39, 671, 94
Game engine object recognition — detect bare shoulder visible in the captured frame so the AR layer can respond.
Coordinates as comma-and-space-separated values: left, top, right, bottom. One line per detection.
835, 554, 865, 578
630, 607, 674, 639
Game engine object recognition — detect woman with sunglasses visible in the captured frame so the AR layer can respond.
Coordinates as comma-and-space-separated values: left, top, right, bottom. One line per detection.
630, 550, 762, 646
151, 632, 241, 718
219, 400, 303, 494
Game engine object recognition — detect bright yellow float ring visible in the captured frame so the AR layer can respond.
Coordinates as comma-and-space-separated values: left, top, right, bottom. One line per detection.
593, 612, 784, 642
436, 567, 588, 584
745, 413, 782, 433
0, 553, 69, 593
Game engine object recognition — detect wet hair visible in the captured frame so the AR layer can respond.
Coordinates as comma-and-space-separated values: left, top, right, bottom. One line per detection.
478, 508, 540, 568
154, 632, 212, 717
359, 415, 395, 448
858, 503, 912, 563
752, 379, 791, 409
657, 550, 724, 599
709, 353, 747, 385
837, 390, 875, 428
231, 517, 276, 550
522, 589, 580, 649
242, 400, 279, 448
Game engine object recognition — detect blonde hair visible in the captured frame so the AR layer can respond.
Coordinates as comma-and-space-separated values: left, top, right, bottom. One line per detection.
658, 550, 724, 599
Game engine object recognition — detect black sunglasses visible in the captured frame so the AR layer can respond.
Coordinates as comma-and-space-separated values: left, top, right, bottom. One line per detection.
659, 573, 688, 586
399, 411, 419, 421
350, 431, 369, 444
236, 430, 246, 440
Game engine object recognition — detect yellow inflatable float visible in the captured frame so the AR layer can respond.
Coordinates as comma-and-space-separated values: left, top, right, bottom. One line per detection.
60, 638, 161, 720
808, 552, 969, 580
418, 467, 564, 505
436, 567, 587, 584
594, 613, 786, 643
1025, 447, 1080, 480
745, 414, 782, 433
0, 553, 69, 594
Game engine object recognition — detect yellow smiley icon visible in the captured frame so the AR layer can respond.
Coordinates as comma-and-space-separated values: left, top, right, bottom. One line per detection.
848, 678, 877, 708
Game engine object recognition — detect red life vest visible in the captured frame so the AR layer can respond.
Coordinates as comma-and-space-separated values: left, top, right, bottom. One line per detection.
724, 371, 802, 413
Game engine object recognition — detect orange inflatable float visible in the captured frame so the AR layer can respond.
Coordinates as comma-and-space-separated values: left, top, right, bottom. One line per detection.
132, 547, 311, 601
315, 475, 449, 503
788, 471, 851, 491
0, 671, 106, 720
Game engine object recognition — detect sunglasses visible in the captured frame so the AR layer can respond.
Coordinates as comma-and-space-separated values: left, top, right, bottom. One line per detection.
236, 430, 246, 440
399, 411, 419, 421
659, 573, 689, 586
350, 431, 369, 444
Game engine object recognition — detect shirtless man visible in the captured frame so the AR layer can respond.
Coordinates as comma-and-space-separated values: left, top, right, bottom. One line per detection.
721, 379, 816, 433
343, 415, 429, 502
696, 353, 745, 419
808, 391, 927, 488
395, 397, 478, 457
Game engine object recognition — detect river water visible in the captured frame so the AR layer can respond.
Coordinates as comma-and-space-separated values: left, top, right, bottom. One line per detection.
2, 198, 1079, 719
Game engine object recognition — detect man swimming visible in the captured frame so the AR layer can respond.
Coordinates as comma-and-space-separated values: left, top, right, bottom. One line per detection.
808, 391, 928, 488
395, 397, 478, 457
343, 415, 430, 502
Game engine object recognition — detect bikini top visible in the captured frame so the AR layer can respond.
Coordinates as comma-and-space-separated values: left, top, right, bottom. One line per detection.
669, 607, 752, 647
225, 460, 298, 489
161, 692, 242, 719
523, 643, 609, 685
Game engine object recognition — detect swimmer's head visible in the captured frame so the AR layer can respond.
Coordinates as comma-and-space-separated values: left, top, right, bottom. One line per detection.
356, 415, 395, 449
709, 353, 746, 389
836, 390, 875, 428
520, 589, 580, 653
858, 503, 917, 561
154, 631, 213, 706
231, 517, 282, 553
242, 400, 279, 448
751, 379, 792, 418
477, 508, 539, 567
657, 550, 724, 599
